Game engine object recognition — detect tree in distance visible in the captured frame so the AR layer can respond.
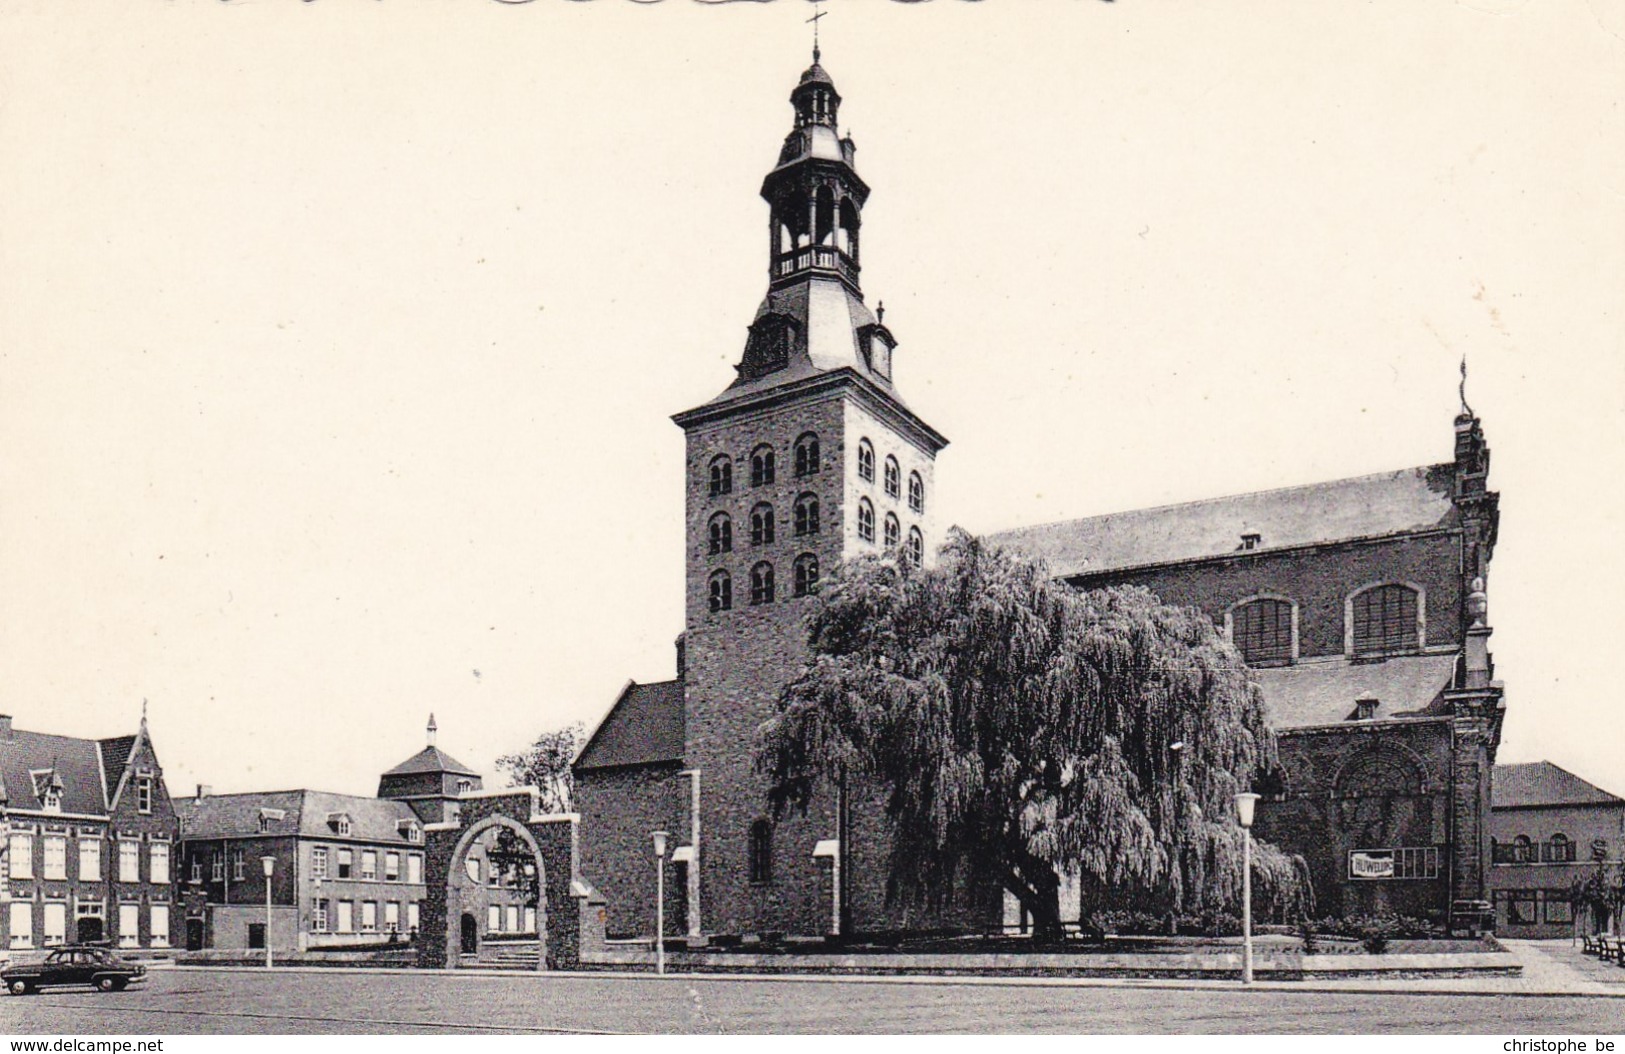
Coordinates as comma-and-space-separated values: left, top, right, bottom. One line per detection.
757, 528, 1308, 941
498, 722, 585, 814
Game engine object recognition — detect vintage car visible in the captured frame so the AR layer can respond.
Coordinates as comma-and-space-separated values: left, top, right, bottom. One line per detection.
2, 946, 147, 994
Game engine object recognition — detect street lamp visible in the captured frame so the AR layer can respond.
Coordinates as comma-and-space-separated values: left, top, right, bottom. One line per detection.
651, 830, 669, 976
1234, 792, 1260, 985
260, 856, 276, 970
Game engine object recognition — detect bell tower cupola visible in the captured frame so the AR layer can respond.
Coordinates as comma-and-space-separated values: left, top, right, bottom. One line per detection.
762, 58, 868, 292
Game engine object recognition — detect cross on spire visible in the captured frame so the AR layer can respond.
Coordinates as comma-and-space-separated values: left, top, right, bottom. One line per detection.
807, 5, 826, 64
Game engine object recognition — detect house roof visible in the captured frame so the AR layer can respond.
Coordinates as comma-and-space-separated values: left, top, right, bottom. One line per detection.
1252, 653, 1458, 730
175, 789, 422, 843
1493, 762, 1625, 810
985, 464, 1460, 578
379, 745, 479, 778
0, 726, 129, 815
575, 679, 686, 772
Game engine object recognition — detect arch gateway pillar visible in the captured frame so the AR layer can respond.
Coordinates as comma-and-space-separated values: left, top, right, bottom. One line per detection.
418, 789, 600, 970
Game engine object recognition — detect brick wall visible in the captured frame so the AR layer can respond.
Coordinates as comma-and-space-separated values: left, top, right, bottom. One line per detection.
1072, 532, 1463, 659
1254, 720, 1455, 920
575, 764, 685, 938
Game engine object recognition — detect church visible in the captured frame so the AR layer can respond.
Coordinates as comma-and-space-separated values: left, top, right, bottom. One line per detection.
572, 53, 1506, 942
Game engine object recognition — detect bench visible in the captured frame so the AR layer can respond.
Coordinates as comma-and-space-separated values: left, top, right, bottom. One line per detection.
1600, 935, 1623, 963
1582, 935, 1600, 956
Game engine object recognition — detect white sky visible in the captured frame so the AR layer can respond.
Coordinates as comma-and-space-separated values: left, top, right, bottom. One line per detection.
2, 1, 1621, 800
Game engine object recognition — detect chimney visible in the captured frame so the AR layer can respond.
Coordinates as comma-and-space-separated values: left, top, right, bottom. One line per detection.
1355, 697, 1378, 721
0, 714, 11, 739
195, 784, 212, 800
675, 633, 687, 680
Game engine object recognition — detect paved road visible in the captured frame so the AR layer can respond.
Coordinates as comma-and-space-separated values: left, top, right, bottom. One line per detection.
3, 969, 1623, 1034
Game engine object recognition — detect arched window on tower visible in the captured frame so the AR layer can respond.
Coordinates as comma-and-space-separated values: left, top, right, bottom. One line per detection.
748, 820, 773, 884
857, 498, 875, 543
884, 512, 900, 551
750, 562, 775, 605
884, 456, 901, 499
751, 503, 775, 546
708, 512, 733, 555
908, 471, 925, 513
778, 190, 810, 253
794, 493, 820, 536
793, 553, 820, 597
857, 439, 875, 483
838, 198, 860, 260
907, 527, 924, 567
709, 455, 732, 497
751, 445, 776, 487
708, 571, 732, 613
794, 433, 820, 477
815, 186, 836, 248
1350, 583, 1421, 656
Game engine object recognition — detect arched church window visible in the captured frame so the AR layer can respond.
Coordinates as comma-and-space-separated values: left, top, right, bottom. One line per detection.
908, 471, 925, 513
1232, 598, 1294, 666
794, 433, 820, 477
1351, 583, 1421, 656
857, 439, 875, 483
793, 553, 820, 597
748, 819, 773, 884
794, 493, 820, 536
750, 562, 775, 605
709, 455, 732, 497
907, 527, 924, 567
751, 503, 776, 546
1337, 750, 1425, 799
751, 446, 776, 487
884, 513, 900, 551
884, 456, 901, 499
708, 571, 732, 613
708, 513, 732, 555
857, 498, 875, 543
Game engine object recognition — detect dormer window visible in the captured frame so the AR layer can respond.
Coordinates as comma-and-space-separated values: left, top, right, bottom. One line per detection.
399, 820, 422, 844
329, 812, 353, 837
258, 808, 286, 833
32, 771, 62, 813
1240, 533, 1262, 551
456, 778, 474, 795
1355, 697, 1378, 721
42, 790, 60, 813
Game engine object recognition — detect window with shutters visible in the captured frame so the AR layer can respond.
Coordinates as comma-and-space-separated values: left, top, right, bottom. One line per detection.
1231, 597, 1294, 666
1350, 583, 1421, 656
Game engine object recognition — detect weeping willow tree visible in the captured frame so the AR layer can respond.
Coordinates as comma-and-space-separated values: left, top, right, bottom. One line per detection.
757, 528, 1309, 940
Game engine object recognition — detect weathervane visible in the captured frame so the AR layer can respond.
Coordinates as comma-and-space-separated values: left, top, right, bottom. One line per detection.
807, 4, 826, 64
1459, 355, 1474, 417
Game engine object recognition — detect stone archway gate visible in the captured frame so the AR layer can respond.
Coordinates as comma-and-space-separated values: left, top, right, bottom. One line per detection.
419, 789, 593, 970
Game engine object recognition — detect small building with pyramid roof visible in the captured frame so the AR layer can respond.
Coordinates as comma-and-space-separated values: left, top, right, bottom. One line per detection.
377, 714, 484, 826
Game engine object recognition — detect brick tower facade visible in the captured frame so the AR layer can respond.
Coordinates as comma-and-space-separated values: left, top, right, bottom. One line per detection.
669, 55, 947, 938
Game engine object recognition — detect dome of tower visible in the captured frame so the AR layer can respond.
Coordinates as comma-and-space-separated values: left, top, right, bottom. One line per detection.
799, 62, 835, 87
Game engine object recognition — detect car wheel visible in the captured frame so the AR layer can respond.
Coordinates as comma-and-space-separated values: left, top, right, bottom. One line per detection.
7, 980, 30, 996
96, 976, 117, 992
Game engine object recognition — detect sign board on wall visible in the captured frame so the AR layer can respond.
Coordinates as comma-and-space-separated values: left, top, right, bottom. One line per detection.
1349, 850, 1395, 879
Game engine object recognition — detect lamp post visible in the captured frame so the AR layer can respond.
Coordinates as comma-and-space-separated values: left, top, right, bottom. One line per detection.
651, 830, 669, 976
1234, 792, 1260, 985
260, 856, 276, 970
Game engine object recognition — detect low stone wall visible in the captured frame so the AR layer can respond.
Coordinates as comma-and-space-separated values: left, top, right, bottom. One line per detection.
581, 943, 1520, 980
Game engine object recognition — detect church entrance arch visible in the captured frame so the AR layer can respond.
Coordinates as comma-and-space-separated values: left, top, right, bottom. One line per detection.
443, 815, 547, 970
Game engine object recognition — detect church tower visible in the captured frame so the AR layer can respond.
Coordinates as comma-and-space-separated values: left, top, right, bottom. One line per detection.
671, 53, 948, 937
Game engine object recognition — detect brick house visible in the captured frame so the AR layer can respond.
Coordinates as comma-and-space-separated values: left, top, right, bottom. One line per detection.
176, 717, 537, 955
1489, 761, 1624, 938
574, 54, 1506, 941
175, 787, 429, 953
0, 711, 180, 958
